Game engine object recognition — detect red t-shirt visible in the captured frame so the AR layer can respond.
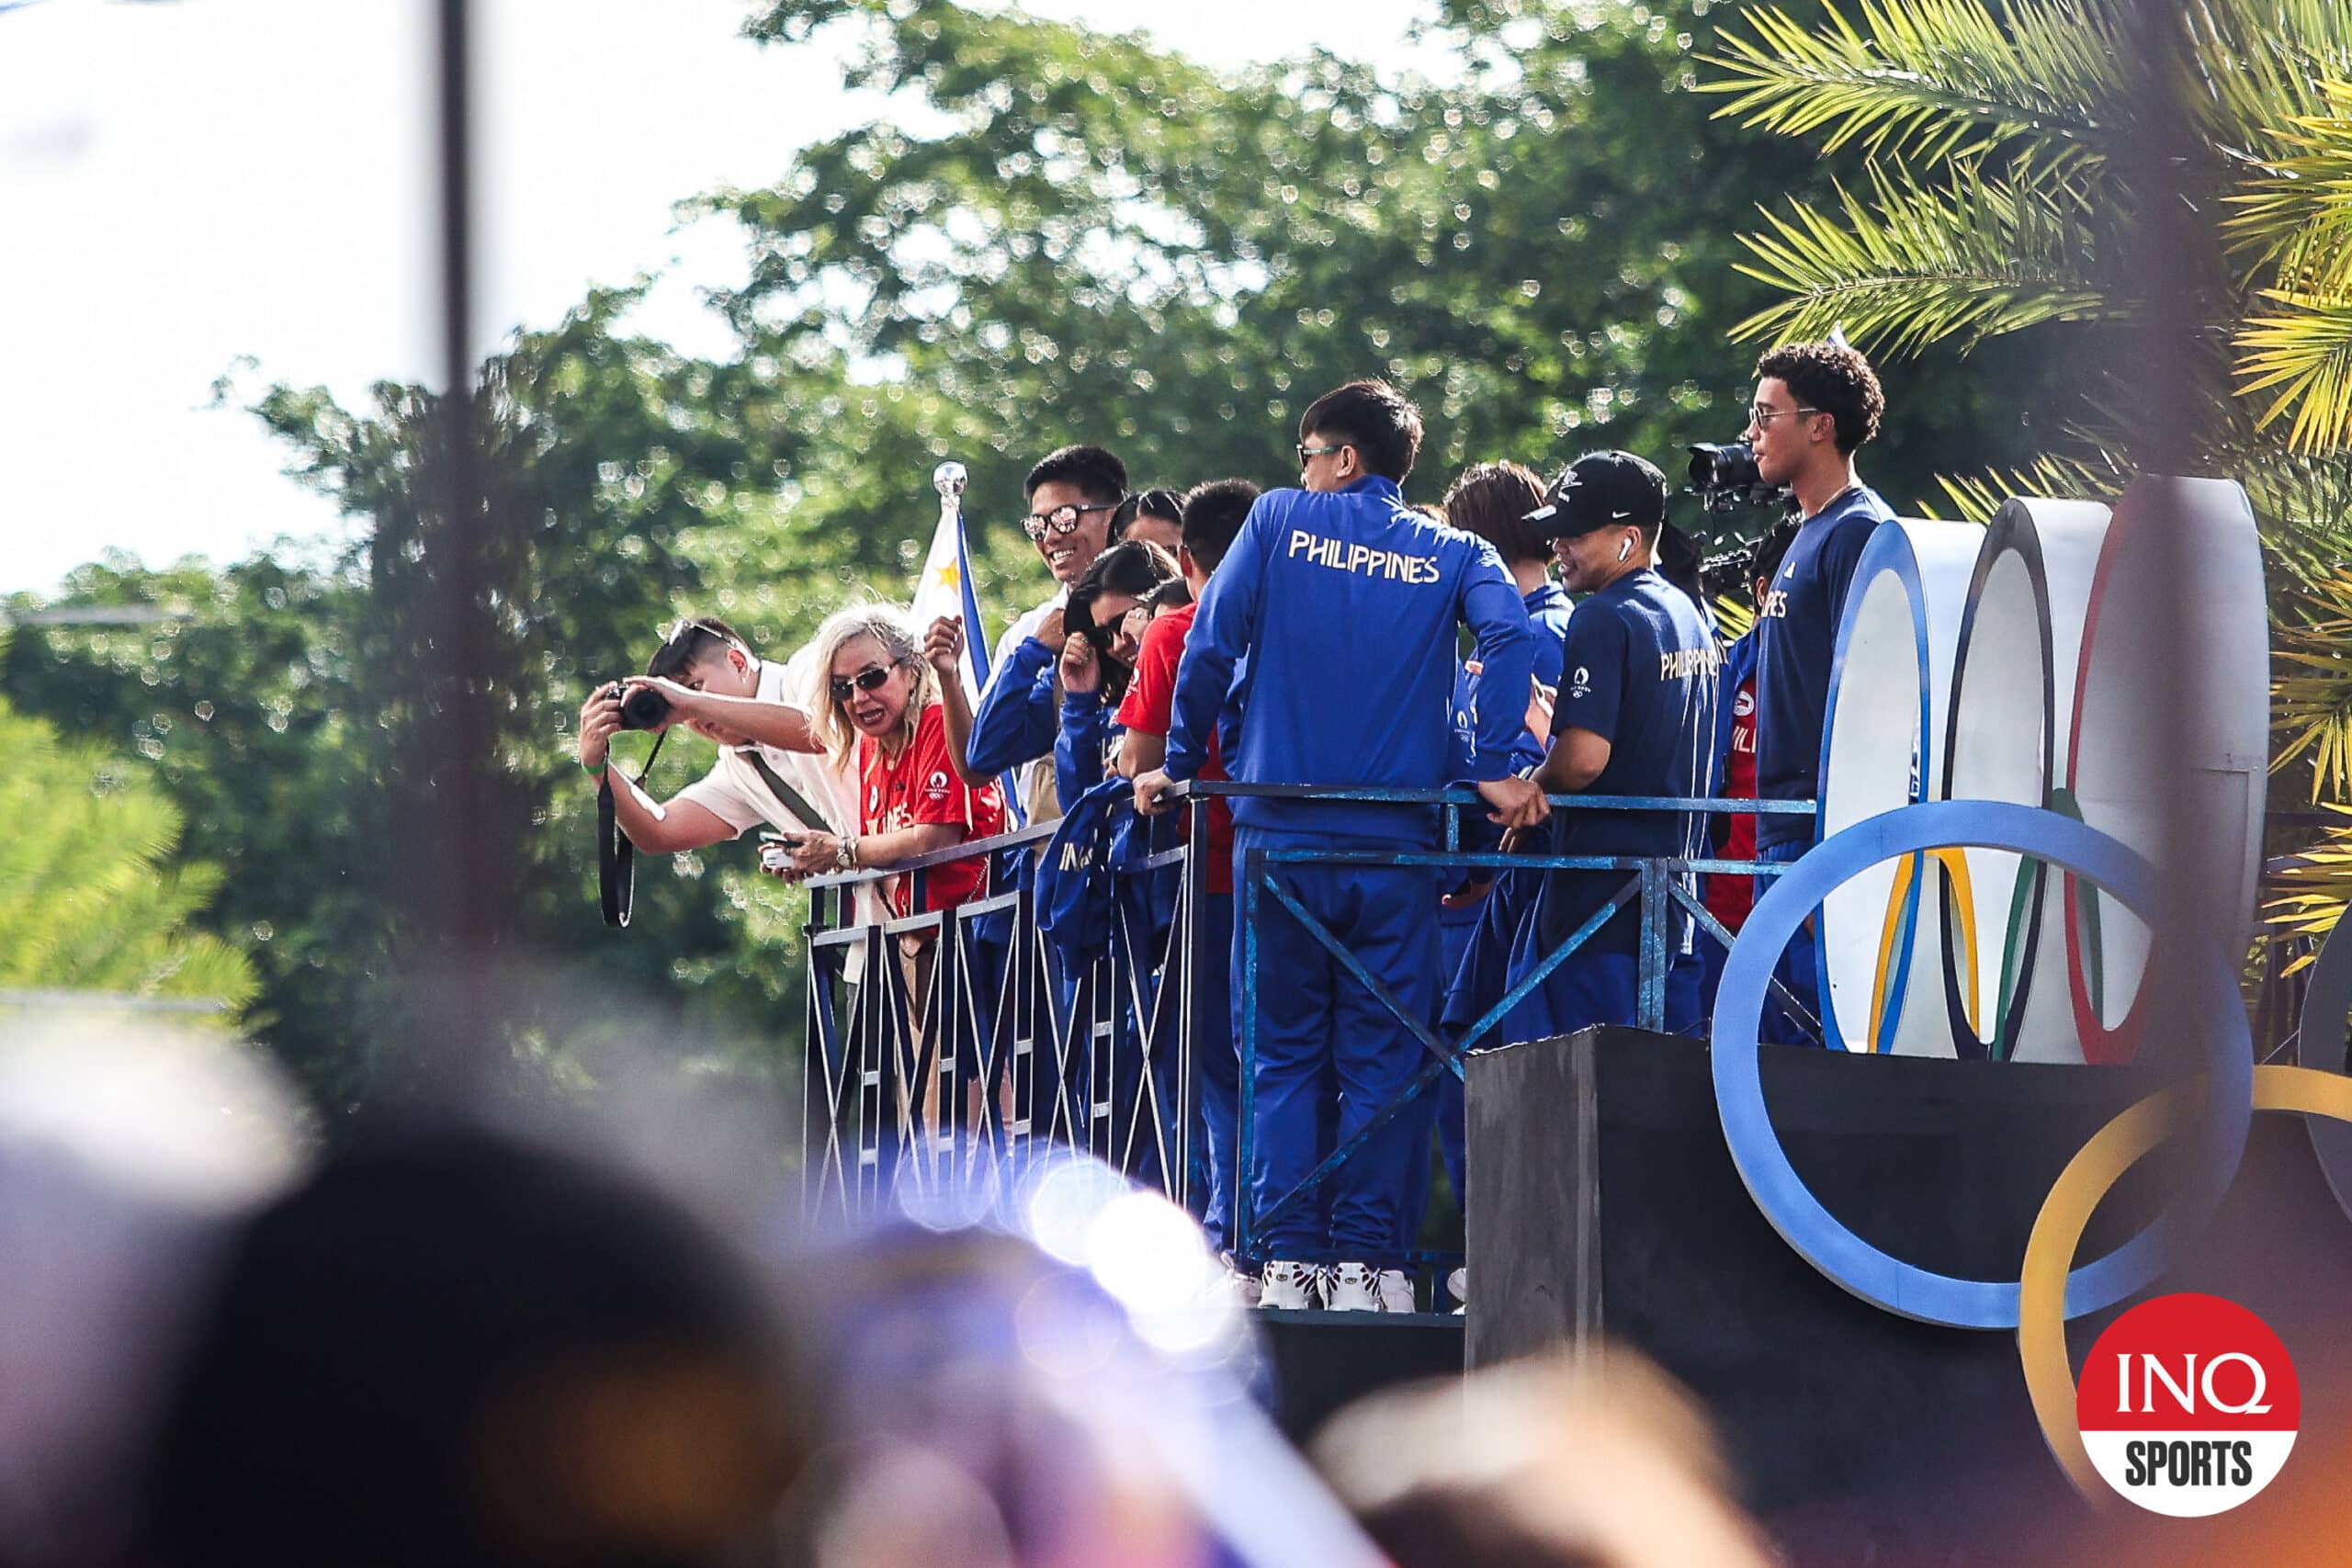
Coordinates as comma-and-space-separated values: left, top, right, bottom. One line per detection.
1116, 601, 1234, 895
1704, 671, 1760, 931
859, 702, 1007, 919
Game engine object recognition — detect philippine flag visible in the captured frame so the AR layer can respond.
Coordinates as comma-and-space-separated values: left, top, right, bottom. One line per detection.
909, 477, 989, 705
909, 465, 1024, 825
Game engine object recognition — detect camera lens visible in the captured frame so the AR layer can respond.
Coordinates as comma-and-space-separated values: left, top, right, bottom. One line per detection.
617, 685, 672, 731
1688, 441, 1761, 494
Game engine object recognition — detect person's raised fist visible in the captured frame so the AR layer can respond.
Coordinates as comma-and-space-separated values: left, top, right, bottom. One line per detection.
922, 615, 964, 676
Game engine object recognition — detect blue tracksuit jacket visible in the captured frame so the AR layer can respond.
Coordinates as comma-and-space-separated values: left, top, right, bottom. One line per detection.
1165, 477, 1534, 844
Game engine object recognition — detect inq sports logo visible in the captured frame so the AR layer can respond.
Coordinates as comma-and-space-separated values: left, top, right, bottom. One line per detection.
2075, 1292, 2298, 1517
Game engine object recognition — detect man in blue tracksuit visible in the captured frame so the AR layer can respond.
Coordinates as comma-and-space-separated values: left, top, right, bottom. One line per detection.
1746, 342, 1896, 1038
1496, 451, 1720, 1044
1134, 378, 1546, 1314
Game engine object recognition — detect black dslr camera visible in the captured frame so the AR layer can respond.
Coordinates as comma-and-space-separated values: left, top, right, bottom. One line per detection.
1686, 441, 1789, 514
607, 681, 673, 731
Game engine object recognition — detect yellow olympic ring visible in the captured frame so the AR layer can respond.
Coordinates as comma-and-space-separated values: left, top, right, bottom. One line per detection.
1869, 848, 1983, 1049
2018, 1064, 2352, 1499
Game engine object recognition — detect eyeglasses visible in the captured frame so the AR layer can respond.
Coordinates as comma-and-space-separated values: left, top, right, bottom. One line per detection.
1747, 404, 1826, 427
1023, 501, 1123, 541
1297, 442, 1350, 467
827, 664, 898, 703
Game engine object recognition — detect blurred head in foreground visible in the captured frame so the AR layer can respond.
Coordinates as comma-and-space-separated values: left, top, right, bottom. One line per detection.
781, 1154, 1387, 1568
0, 1018, 307, 1567
1314, 1348, 1773, 1568
145, 1123, 811, 1568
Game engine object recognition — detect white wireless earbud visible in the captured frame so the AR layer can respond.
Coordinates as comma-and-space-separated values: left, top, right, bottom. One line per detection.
1617, 535, 1633, 563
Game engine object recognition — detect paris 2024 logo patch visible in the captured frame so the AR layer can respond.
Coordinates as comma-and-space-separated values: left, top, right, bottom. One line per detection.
2076, 1292, 2298, 1517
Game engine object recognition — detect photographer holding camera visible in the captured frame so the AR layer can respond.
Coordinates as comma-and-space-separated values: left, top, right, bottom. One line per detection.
576, 616, 851, 863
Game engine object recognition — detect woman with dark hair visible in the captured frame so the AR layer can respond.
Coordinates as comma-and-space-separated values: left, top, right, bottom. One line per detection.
1124, 488, 1186, 556
1055, 538, 1180, 805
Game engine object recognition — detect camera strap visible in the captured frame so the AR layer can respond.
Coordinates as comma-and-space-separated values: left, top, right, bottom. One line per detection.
740, 748, 837, 837
598, 731, 667, 930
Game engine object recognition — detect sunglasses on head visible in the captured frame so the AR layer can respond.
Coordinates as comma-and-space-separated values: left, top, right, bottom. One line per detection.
828, 663, 898, 703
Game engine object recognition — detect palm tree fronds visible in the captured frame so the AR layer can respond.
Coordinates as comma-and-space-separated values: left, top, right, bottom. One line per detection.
1919, 452, 2123, 524
1702, 0, 2125, 168
2268, 567, 2352, 799
2222, 82, 2352, 297
2188, 0, 2352, 152
2235, 447, 2352, 585
1729, 164, 2112, 354
2236, 287, 2352, 454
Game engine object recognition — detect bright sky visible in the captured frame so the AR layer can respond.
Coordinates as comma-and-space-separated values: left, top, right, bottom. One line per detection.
0, 0, 1454, 597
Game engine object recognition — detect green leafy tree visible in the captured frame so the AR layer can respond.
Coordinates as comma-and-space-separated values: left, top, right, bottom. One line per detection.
718, 0, 2064, 581
3, 292, 863, 1112
3, 558, 373, 1085
0, 682, 256, 1017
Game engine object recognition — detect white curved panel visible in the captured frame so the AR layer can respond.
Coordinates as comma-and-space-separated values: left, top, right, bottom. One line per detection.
1939, 498, 2110, 1063
2061, 476, 2267, 1063
1816, 517, 1984, 1055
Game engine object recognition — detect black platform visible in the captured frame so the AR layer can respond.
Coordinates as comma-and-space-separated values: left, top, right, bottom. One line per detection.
1257, 1310, 1463, 1442
1464, 1028, 2352, 1544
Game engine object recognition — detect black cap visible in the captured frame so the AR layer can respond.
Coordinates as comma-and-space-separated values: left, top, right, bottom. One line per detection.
1524, 450, 1668, 537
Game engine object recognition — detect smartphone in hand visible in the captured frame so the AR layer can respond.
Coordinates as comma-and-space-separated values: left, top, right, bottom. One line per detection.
758, 831, 806, 874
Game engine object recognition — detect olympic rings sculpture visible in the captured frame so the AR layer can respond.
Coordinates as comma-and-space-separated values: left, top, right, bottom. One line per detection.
2014, 1066, 2352, 1498
1714, 803, 2352, 1498
1711, 799, 2256, 1330
1705, 476, 2342, 1495
1814, 479, 2269, 1064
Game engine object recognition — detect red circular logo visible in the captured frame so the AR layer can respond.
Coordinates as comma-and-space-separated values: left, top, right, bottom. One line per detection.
2076, 1292, 2298, 1516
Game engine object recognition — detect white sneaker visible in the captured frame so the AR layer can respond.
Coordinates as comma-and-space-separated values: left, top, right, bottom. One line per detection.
1329, 1262, 1416, 1313
1447, 1265, 1468, 1312
1326, 1261, 1379, 1312
1258, 1258, 1321, 1310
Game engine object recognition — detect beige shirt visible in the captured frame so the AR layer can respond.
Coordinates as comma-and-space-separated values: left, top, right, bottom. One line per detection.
668, 646, 876, 982
671, 648, 857, 838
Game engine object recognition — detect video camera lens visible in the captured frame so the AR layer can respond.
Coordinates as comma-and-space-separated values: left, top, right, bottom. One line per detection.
615, 682, 672, 731
1686, 440, 1791, 515
1688, 441, 1762, 496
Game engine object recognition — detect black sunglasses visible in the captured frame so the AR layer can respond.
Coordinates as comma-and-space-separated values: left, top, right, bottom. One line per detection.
828, 663, 898, 703
1023, 499, 1125, 541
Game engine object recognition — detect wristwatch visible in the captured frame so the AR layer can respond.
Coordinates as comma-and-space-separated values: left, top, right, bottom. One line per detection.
834, 834, 858, 870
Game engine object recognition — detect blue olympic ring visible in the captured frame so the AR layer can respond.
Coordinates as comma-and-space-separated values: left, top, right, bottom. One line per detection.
1711, 799, 2255, 1329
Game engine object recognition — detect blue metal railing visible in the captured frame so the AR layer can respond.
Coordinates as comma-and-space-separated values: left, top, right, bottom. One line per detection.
797, 780, 1815, 1279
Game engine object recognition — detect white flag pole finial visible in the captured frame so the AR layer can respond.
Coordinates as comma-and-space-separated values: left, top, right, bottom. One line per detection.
933, 460, 967, 501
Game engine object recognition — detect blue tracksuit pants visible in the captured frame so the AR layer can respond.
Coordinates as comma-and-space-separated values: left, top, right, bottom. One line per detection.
1191, 889, 1238, 1253
1434, 901, 1481, 1217
1234, 828, 1440, 1263
1755, 837, 1825, 1045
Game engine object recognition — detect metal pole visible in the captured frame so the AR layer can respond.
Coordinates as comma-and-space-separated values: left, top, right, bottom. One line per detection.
401, 0, 519, 1085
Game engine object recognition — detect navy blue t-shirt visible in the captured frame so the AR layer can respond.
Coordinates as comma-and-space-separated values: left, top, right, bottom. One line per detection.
1541, 568, 1720, 954
1753, 484, 1894, 848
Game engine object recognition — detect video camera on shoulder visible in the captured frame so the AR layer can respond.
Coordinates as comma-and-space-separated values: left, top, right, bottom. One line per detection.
1685, 441, 1791, 515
